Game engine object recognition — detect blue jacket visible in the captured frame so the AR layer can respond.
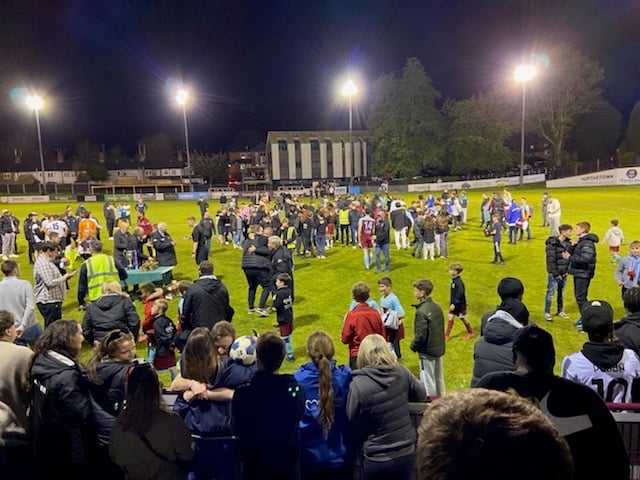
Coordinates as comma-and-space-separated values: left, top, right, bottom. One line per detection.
294, 361, 353, 470
505, 203, 522, 225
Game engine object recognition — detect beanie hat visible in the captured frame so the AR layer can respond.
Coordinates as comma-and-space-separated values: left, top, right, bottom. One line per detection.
497, 277, 524, 300
581, 300, 614, 336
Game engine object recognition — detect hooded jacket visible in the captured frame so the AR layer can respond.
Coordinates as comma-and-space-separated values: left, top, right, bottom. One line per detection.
472, 309, 523, 386
346, 364, 425, 461
30, 350, 91, 475
182, 275, 233, 330
293, 361, 353, 470
545, 235, 571, 277
81, 293, 140, 344
568, 233, 599, 278
614, 311, 640, 355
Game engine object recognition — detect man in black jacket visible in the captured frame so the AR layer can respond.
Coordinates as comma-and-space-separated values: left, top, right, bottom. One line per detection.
268, 235, 294, 300
182, 261, 233, 331
374, 211, 391, 273
614, 286, 640, 355
544, 224, 572, 321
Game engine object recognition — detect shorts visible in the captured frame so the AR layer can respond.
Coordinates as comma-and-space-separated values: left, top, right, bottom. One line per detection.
327, 224, 335, 236
609, 246, 620, 254
360, 235, 373, 249
279, 321, 294, 337
451, 308, 467, 318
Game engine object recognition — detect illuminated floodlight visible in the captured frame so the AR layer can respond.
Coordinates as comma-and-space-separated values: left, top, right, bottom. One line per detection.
341, 79, 358, 98
26, 95, 43, 111
175, 88, 189, 106
515, 65, 537, 83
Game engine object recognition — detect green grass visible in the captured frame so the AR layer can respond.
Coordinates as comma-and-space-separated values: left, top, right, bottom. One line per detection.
11, 184, 640, 389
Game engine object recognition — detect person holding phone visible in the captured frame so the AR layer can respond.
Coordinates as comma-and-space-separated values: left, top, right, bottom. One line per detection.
33, 241, 76, 326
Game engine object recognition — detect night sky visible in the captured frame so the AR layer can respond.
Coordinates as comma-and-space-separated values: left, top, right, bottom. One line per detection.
0, 0, 638, 155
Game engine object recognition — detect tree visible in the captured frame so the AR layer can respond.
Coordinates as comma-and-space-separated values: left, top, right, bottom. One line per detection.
527, 43, 604, 166
190, 151, 228, 185
108, 144, 128, 167
73, 139, 99, 164
575, 101, 623, 163
626, 101, 640, 155
86, 163, 108, 182
139, 133, 174, 164
367, 57, 444, 177
444, 92, 516, 178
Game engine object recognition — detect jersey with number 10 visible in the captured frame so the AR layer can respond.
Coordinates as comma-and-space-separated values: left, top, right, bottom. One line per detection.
561, 347, 640, 403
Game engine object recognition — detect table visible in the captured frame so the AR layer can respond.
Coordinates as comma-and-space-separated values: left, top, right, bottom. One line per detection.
123, 266, 174, 287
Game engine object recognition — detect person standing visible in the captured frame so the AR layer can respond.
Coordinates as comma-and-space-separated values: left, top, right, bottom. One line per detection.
242, 225, 273, 316
294, 331, 353, 480
357, 208, 375, 271
347, 334, 426, 480
0, 260, 41, 346
0, 208, 18, 260
197, 196, 209, 218
33, 242, 75, 326
616, 241, 640, 300
373, 210, 391, 273
181, 260, 234, 332
77, 240, 127, 309
113, 220, 137, 268
410, 278, 445, 397
445, 263, 474, 341
488, 213, 505, 264
547, 193, 562, 236
187, 216, 209, 265
24, 212, 43, 264
378, 276, 405, 358
544, 224, 573, 321
390, 201, 410, 250
341, 282, 385, 369
541, 191, 550, 227
150, 222, 178, 267
30, 320, 91, 478
563, 221, 598, 317
268, 235, 294, 300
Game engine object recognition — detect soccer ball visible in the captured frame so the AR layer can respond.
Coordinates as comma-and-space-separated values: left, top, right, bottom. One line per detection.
229, 335, 258, 366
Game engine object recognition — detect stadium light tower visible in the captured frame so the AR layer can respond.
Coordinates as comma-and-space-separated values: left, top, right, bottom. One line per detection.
26, 95, 47, 194
341, 79, 358, 184
175, 88, 193, 191
515, 65, 537, 186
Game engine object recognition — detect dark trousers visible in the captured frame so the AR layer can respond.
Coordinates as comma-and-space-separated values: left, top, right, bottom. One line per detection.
574, 277, 592, 313
14, 323, 43, 347
37, 302, 62, 327
244, 268, 272, 309
362, 452, 415, 480
339, 225, 350, 245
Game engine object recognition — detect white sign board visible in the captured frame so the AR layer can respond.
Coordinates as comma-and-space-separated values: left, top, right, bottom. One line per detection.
546, 168, 640, 188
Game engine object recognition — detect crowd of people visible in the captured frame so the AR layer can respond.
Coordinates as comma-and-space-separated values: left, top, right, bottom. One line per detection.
0, 188, 639, 479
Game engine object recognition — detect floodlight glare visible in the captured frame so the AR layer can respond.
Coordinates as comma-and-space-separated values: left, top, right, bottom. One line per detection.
515, 65, 537, 83
175, 89, 189, 106
341, 79, 358, 97
26, 95, 43, 111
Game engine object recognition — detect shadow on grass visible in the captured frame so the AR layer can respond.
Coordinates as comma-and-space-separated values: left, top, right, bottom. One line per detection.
293, 263, 311, 270
296, 313, 320, 326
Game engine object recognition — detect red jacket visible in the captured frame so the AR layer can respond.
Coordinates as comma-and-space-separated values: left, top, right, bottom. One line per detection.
341, 303, 385, 357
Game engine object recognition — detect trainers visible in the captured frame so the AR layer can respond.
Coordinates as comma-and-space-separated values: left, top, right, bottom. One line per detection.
9, 254, 18, 258
557, 311, 570, 319
544, 313, 553, 322
463, 332, 475, 340
573, 318, 583, 327
286, 355, 295, 363
255, 308, 269, 317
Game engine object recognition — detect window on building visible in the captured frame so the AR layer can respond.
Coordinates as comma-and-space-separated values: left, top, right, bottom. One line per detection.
310, 139, 321, 178
294, 140, 302, 178
326, 139, 333, 176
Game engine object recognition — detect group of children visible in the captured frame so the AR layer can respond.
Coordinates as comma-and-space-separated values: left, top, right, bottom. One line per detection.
136, 270, 296, 379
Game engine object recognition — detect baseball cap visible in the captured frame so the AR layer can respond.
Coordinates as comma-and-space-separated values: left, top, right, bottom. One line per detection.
512, 325, 556, 373
581, 300, 614, 335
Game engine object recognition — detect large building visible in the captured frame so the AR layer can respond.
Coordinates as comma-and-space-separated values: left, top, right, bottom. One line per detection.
266, 130, 369, 184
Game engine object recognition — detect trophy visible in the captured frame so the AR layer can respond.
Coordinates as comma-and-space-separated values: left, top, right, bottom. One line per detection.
125, 250, 134, 269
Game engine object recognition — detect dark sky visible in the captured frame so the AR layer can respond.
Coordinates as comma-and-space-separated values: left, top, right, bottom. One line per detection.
0, 0, 638, 155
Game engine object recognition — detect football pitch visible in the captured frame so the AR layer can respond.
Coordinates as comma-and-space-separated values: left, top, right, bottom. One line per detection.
10, 184, 640, 390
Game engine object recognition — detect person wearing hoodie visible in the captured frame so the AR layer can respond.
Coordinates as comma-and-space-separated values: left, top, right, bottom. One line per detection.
505, 199, 522, 245
614, 286, 640, 355
563, 299, 640, 403
29, 319, 91, 479
294, 331, 353, 480
81, 281, 141, 346
347, 333, 426, 480
562, 221, 598, 316
182, 260, 234, 333
471, 277, 530, 386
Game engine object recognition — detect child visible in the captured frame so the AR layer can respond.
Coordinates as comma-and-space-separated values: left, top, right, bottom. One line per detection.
422, 214, 436, 261
273, 272, 294, 362
446, 263, 474, 341
615, 241, 640, 300
378, 276, 406, 357
211, 320, 236, 357
603, 219, 624, 263
176, 279, 192, 331
139, 282, 165, 362
151, 299, 178, 380
489, 213, 505, 264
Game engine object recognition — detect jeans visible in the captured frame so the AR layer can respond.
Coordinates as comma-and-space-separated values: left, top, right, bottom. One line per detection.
350, 224, 359, 246
544, 274, 565, 314
508, 225, 518, 243
315, 235, 326, 257
375, 243, 390, 272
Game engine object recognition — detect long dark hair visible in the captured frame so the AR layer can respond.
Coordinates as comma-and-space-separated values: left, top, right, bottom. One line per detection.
306, 331, 335, 436
115, 363, 168, 436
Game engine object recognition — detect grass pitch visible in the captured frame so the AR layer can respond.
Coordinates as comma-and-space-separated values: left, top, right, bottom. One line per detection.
11, 184, 640, 389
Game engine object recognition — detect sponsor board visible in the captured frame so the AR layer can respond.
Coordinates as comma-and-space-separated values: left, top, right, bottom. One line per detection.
178, 192, 208, 200
407, 174, 545, 192
0, 195, 50, 204
105, 194, 135, 202
546, 168, 640, 188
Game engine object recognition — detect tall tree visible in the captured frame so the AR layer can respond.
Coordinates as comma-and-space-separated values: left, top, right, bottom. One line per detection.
190, 151, 228, 185
444, 92, 516, 178
367, 57, 443, 177
575, 101, 623, 163
526, 43, 604, 166
626, 101, 640, 155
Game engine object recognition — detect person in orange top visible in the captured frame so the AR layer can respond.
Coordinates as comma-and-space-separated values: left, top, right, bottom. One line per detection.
78, 212, 98, 240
